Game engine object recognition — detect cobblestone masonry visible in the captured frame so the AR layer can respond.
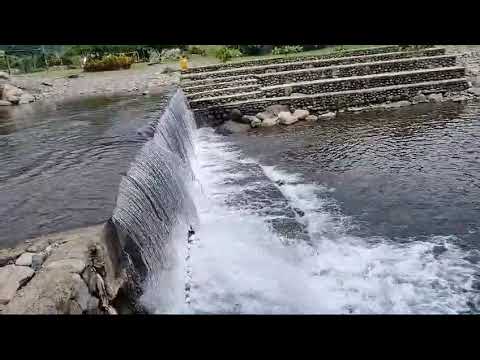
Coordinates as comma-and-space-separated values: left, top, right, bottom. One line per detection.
262, 67, 465, 97
182, 48, 446, 81
255, 55, 457, 86
182, 46, 404, 74
193, 79, 469, 126
182, 79, 259, 94
187, 84, 262, 101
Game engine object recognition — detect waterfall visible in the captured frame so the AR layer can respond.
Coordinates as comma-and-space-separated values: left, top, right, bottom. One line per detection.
111, 89, 198, 313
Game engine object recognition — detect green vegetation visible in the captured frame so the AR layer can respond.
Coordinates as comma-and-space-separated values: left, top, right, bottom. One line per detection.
83, 54, 134, 72
215, 47, 243, 63
272, 45, 303, 55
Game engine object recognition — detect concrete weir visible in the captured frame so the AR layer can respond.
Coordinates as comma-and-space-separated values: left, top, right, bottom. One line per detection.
180, 46, 471, 126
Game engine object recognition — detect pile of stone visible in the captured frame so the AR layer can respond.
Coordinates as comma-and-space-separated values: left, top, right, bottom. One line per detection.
0, 72, 36, 106
215, 104, 337, 135
0, 225, 124, 315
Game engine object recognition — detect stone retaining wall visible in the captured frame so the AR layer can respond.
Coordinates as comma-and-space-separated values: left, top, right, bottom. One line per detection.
262, 67, 466, 97
193, 79, 469, 126
255, 55, 457, 86
189, 91, 264, 109
182, 49, 446, 81
183, 79, 259, 94
183, 46, 403, 74
187, 84, 261, 101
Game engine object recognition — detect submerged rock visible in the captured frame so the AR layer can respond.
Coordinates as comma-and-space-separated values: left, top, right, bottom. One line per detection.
215, 120, 251, 135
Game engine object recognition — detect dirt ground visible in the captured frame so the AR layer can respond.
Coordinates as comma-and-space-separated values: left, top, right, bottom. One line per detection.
7, 63, 182, 103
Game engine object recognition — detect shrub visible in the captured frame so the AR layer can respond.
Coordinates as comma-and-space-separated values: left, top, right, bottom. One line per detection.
272, 45, 303, 55
83, 55, 134, 72
189, 46, 207, 56
215, 47, 242, 63
160, 48, 182, 62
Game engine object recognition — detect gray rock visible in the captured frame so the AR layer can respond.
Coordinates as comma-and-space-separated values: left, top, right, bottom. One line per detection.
15, 252, 33, 267
293, 109, 310, 120
27, 238, 52, 253
44, 259, 86, 273
31, 252, 47, 271
0, 71, 10, 80
278, 111, 299, 125
0, 100, 12, 106
67, 74, 80, 79
318, 111, 337, 119
72, 274, 91, 312
86, 297, 100, 314
215, 120, 250, 135
451, 95, 468, 102
305, 115, 318, 121
284, 86, 293, 96
467, 87, 480, 96
383, 101, 412, 109
265, 104, 290, 116
81, 266, 98, 294
0, 244, 29, 266
261, 117, 279, 127
256, 111, 274, 121
230, 109, 242, 122
0, 265, 35, 305
428, 93, 443, 102
250, 117, 262, 128
142, 90, 149, 96
240, 115, 257, 125
412, 93, 428, 103
1, 84, 23, 103
41, 81, 53, 87
18, 93, 35, 105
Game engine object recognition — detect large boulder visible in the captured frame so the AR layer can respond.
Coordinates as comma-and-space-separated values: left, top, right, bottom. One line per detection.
0, 100, 12, 106
0, 71, 9, 80
15, 252, 33, 267
261, 116, 279, 127
230, 109, 243, 122
293, 109, 310, 120
265, 104, 290, 116
0, 265, 35, 305
215, 120, 251, 135
1, 83, 23, 104
278, 111, 299, 125
428, 93, 443, 102
18, 93, 35, 105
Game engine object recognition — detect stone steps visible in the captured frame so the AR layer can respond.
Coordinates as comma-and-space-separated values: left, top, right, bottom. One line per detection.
255, 55, 457, 86
181, 74, 255, 87
186, 84, 262, 101
182, 79, 259, 94
182, 48, 446, 81
182, 45, 404, 74
262, 67, 466, 98
189, 90, 265, 109
188, 67, 465, 108
193, 78, 469, 124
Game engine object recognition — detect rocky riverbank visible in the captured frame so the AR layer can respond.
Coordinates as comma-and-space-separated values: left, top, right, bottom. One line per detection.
0, 64, 181, 105
215, 87, 480, 135
0, 223, 127, 315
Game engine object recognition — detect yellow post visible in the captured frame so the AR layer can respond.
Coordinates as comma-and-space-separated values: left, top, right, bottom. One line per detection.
179, 55, 189, 71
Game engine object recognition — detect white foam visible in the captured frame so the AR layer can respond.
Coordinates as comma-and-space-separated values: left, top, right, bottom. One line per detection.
185, 128, 479, 314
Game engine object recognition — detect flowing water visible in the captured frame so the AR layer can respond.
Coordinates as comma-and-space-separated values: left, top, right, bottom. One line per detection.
1, 89, 480, 314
